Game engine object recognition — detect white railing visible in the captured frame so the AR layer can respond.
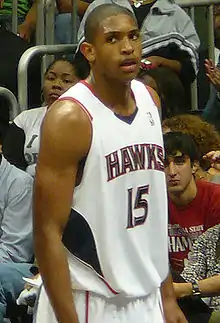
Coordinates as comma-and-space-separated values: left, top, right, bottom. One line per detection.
0, 87, 19, 120
17, 44, 77, 112
10, 0, 220, 113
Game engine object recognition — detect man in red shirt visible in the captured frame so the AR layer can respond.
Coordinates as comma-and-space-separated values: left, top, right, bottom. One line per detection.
164, 132, 220, 274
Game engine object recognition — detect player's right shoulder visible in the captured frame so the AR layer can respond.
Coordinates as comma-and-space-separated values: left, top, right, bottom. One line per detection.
45, 98, 92, 130
39, 98, 92, 162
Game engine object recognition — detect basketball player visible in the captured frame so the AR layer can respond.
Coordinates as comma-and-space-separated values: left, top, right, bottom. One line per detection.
33, 4, 187, 323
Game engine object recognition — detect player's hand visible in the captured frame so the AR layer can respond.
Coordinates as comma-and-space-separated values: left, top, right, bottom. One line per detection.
163, 298, 188, 323
205, 59, 220, 92
17, 22, 34, 42
203, 150, 220, 171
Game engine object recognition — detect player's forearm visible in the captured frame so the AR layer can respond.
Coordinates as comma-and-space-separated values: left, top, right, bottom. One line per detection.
161, 273, 177, 301
35, 232, 78, 323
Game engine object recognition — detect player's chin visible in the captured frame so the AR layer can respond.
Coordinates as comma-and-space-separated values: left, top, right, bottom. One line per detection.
119, 70, 139, 82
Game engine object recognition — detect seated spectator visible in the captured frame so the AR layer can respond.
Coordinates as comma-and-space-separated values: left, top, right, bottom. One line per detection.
162, 114, 220, 181
55, 0, 94, 44
163, 132, 220, 274
174, 224, 220, 313
13, 0, 92, 44
0, 153, 34, 321
0, 0, 33, 37
0, 25, 41, 111
0, 154, 33, 262
138, 65, 186, 119
0, 262, 34, 321
203, 150, 220, 184
202, 4, 220, 131
3, 57, 80, 176
77, 0, 200, 103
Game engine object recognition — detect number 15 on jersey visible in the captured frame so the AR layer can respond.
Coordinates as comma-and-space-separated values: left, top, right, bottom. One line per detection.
127, 185, 149, 229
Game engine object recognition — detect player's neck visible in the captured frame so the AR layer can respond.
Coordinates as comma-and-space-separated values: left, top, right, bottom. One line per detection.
87, 73, 136, 115
169, 177, 197, 207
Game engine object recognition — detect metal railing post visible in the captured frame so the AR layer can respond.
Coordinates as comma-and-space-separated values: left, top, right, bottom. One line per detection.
45, 0, 55, 45
12, 0, 18, 34
189, 6, 198, 111
72, 0, 78, 43
176, 0, 219, 110
0, 87, 19, 120
36, 0, 45, 45
44, 0, 56, 69
17, 44, 77, 112
207, 4, 215, 61
176, 0, 220, 7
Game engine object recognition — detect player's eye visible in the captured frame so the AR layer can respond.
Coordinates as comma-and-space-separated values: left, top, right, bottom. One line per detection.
106, 36, 117, 44
129, 31, 140, 41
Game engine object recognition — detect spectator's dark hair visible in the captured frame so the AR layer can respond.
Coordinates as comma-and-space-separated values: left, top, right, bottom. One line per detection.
162, 114, 220, 170
84, 4, 137, 43
44, 57, 85, 80
163, 131, 200, 163
138, 66, 186, 119
73, 51, 90, 79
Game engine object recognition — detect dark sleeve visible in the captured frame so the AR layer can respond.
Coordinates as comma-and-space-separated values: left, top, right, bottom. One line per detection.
149, 44, 196, 84
2, 122, 27, 171
178, 53, 196, 85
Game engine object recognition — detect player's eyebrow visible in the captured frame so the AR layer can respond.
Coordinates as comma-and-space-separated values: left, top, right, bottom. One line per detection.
103, 28, 140, 36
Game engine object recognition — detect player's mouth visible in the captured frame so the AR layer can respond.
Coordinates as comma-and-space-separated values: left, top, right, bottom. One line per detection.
119, 58, 138, 73
169, 179, 179, 186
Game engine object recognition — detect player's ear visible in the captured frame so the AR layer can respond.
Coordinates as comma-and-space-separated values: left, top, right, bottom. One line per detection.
80, 42, 95, 65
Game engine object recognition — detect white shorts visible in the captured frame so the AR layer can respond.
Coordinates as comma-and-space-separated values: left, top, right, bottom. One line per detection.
34, 286, 164, 323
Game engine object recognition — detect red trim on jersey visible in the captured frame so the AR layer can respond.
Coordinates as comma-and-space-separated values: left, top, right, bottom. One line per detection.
85, 291, 89, 323
80, 80, 95, 95
58, 97, 93, 121
98, 275, 119, 295
80, 80, 137, 110
70, 253, 120, 296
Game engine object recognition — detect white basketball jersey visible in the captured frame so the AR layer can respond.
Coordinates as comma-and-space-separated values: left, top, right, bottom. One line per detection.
59, 80, 169, 298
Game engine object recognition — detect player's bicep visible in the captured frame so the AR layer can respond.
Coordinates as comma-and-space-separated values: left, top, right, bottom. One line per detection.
34, 100, 92, 237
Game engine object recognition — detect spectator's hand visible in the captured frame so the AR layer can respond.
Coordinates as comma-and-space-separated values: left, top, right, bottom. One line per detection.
163, 297, 188, 323
173, 282, 192, 299
24, 273, 40, 290
146, 56, 181, 73
146, 56, 165, 68
205, 58, 215, 73
17, 22, 34, 42
205, 59, 220, 92
203, 150, 220, 171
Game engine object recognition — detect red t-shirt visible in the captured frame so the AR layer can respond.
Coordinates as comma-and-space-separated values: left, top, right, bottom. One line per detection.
169, 180, 220, 273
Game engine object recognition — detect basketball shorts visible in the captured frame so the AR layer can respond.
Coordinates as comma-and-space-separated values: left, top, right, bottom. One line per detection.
34, 286, 164, 323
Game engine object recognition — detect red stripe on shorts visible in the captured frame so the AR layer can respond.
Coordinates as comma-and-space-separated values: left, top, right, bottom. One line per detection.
85, 291, 89, 323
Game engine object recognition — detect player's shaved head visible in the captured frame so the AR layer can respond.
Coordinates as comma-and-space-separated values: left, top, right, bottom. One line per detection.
84, 4, 138, 43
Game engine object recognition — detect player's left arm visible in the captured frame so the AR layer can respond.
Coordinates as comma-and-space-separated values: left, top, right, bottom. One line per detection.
146, 86, 162, 121
161, 273, 188, 323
